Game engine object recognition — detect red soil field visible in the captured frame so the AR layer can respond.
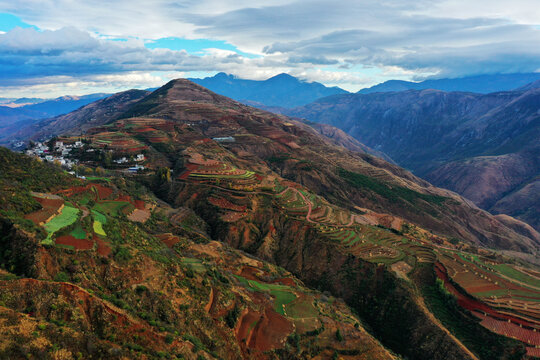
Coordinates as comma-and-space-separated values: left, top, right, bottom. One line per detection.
248, 306, 293, 351
95, 236, 111, 256
208, 197, 246, 212
236, 309, 262, 346
273, 278, 297, 287
24, 197, 64, 225
527, 347, 540, 357
132, 126, 156, 133
478, 314, 540, 346
115, 194, 132, 202
94, 184, 113, 199
157, 234, 181, 248
56, 235, 94, 250
134, 200, 145, 210
56, 185, 94, 198
436, 262, 539, 328
239, 266, 264, 281
467, 284, 502, 293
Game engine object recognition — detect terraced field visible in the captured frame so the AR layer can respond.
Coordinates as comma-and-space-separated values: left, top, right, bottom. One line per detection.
436, 250, 540, 355
26, 181, 153, 253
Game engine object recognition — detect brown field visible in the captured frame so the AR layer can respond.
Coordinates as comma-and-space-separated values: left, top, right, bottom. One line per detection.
55, 235, 94, 250
95, 236, 111, 256
24, 196, 64, 225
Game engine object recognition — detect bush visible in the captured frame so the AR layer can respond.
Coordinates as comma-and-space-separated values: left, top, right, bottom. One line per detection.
335, 329, 343, 342
54, 272, 69, 282
225, 306, 240, 328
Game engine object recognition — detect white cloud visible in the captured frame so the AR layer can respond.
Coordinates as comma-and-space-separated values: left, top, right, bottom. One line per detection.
0, 0, 539, 95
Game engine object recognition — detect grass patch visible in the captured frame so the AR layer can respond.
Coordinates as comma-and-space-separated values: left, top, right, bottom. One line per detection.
70, 224, 86, 240
285, 298, 318, 318
93, 201, 131, 217
92, 210, 107, 236
337, 168, 447, 206
233, 275, 296, 315
42, 206, 79, 245
272, 290, 296, 315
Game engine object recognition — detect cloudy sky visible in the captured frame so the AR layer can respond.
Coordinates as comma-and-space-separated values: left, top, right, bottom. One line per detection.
1, 0, 539, 97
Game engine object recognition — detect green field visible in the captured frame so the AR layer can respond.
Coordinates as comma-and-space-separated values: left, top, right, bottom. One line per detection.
70, 224, 86, 239
92, 210, 107, 236
285, 298, 318, 318
181, 257, 206, 272
272, 290, 297, 315
42, 206, 80, 245
86, 176, 111, 182
491, 264, 540, 288
233, 275, 297, 315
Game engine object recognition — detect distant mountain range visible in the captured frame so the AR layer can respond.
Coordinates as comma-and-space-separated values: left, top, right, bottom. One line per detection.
7, 90, 149, 142
0, 93, 110, 141
358, 73, 540, 94
284, 85, 540, 231
189, 72, 349, 108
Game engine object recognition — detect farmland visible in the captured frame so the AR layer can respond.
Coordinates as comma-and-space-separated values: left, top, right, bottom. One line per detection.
42, 205, 80, 245
22, 180, 154, 252
177, 145, 540, 355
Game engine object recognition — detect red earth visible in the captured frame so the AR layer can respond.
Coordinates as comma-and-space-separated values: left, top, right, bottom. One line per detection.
55, 235, 94, 250
435, 262, 538, 329
24, 197, 64, 225
156, 234, 181, 248
95, 236, 111, 256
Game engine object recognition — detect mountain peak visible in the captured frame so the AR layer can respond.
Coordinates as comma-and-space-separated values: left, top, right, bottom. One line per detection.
213, 72, 235, 80
266, 73, 299, 83
188, 72, 347, 108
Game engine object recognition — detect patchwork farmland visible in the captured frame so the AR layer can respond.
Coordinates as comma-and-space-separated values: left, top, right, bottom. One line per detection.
24, 181, 154, 252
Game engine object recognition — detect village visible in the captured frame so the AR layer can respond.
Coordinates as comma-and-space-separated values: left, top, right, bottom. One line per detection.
24, 138, 146, 175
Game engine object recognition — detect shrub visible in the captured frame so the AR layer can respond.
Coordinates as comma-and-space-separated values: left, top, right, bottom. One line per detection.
54, 272, 69, 282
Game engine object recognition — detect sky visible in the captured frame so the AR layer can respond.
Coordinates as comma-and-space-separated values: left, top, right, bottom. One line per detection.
0, 0, 539, 98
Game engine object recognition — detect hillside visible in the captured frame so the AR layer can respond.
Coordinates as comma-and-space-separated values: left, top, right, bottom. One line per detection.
284, 87, 540, 231
4, 79, 540, 359
0, 147, 396, 359
5, 90, 149, 143
189, 73, 348, 108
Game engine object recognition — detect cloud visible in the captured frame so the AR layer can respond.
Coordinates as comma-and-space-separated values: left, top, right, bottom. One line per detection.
0, 27, 271, 84
0, 0, 539, 95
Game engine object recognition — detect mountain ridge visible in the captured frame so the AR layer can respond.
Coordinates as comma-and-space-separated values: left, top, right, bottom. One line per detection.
189, 72, 349, 108
283, 86, 540, 231
358, 73, 540, 94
